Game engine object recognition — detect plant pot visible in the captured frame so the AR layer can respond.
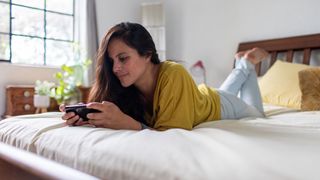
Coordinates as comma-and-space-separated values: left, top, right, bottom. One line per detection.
34, 95, 50, 108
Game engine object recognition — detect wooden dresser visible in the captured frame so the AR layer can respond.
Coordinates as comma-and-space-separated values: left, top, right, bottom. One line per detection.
4, 85, 91, 118
5, 85, 36, 117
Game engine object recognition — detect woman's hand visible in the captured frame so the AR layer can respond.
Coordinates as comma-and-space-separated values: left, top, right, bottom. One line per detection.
59, 104, 89, 126
86, 101, 142, 130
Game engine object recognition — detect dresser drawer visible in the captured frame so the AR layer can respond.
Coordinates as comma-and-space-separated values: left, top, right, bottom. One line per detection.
5, 86, 35, 116
9, 88, 34, 98
10, 102, 36, 115
12, 96, 34, 104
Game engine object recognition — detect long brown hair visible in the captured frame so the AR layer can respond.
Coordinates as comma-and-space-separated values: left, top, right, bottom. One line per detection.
88, 22, 160, 125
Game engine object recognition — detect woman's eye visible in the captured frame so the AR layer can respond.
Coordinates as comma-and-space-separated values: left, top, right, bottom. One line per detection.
119, 56, 128, 62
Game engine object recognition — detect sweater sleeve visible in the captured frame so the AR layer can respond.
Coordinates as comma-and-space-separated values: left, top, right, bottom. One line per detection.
153, 65, 197, 131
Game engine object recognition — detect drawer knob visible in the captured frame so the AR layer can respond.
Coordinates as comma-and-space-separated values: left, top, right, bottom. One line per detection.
24, 104, 31, 110
24, 91, 31, 97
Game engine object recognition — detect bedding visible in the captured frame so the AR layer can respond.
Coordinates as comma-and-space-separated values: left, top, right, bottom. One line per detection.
1, 105, 320, 180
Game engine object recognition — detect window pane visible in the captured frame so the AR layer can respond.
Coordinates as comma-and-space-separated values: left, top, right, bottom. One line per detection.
46, 0, 73, 14
46, 40, 73, 66
12, 5, 44, 37
0, 34, 10, 60
12, 0, 44, 9
46, 12, 73, 40
11, 36, 44, 65
0, 2, 10, 33
310, 49, 320, 66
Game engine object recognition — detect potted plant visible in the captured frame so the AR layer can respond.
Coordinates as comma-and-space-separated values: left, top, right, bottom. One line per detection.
50, 43, 92, 105
34, 80, 55, 110
52, 59, 92, 105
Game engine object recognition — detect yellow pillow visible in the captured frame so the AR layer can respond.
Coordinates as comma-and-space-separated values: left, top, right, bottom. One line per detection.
259, 60, 310, 109
298, 68, 320, 111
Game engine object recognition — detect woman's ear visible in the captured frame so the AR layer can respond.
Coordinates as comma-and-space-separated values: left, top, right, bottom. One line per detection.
144, 52, 152, 62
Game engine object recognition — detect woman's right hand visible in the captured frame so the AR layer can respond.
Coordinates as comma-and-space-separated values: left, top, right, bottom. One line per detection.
59, 104, 88, 126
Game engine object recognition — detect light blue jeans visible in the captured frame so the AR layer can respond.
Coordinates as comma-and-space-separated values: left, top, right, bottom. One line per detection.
218, 58, 265, 119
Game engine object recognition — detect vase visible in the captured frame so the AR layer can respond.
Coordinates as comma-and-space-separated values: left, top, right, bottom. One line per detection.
33, 95, 50, 108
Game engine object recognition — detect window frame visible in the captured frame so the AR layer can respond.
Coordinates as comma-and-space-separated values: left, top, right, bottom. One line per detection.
0, 0, 75, 66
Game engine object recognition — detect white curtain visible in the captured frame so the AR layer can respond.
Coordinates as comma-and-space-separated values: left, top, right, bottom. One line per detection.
75, 0, 99, 87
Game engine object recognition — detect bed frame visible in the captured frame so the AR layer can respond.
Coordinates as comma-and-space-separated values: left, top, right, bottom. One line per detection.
0, 142, 97, 179
1, 33, 320, 179
237, 33, 320, 76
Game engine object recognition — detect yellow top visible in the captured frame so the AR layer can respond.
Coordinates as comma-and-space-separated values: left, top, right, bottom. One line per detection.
148, 61, 221, 131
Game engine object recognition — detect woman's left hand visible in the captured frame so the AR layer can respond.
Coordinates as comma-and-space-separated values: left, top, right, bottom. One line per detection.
86, 101, 142, 130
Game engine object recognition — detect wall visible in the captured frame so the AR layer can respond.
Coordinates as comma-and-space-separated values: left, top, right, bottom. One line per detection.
95, 0, 320, 88
168, 0, 320, 87
95, 0, 183, 59
95, 0, 157, 39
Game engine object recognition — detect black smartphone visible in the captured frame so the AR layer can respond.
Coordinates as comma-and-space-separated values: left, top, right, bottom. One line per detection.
65, 104, 101, 121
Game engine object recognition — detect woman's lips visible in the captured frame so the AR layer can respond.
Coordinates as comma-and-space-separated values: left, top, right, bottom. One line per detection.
116, 73, 128, 80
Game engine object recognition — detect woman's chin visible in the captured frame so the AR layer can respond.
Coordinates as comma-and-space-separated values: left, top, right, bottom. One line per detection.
120, 81, 131, 87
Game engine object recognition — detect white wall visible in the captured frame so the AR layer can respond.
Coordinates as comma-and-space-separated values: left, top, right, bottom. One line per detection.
1, 0, 320, 117
95, 0, 320, 88
95, 0, 183, 59
95, 0, 159, 40
178, 0, 320, 87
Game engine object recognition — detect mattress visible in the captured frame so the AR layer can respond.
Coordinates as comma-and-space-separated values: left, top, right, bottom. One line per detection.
1, 105, 320, 180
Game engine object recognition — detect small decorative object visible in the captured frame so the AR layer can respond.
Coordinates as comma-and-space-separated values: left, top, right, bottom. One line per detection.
190, 60, 206, 85
34, 80, 55, 113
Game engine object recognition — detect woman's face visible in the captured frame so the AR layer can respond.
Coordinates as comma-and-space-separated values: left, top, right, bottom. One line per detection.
107, 38, 150, 87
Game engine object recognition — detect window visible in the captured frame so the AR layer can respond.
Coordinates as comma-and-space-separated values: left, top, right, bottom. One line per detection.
0, 0, 75, 66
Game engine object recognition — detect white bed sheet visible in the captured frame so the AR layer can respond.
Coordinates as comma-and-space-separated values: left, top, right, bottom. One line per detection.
1, 105, 320, 180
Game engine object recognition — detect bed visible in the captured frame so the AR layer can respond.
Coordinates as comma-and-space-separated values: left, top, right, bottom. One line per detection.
1, 33, 320, 180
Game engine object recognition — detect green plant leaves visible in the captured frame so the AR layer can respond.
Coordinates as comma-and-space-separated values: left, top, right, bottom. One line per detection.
52, 59, 92, 105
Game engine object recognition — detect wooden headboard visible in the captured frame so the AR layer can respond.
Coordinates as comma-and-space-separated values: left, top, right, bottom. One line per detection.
237, 33, 320, 76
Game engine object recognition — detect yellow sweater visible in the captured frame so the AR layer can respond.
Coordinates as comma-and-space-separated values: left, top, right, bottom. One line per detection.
148, 61, 220, 131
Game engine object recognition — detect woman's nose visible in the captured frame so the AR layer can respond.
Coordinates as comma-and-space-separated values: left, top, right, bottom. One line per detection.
113, 61, 121, 72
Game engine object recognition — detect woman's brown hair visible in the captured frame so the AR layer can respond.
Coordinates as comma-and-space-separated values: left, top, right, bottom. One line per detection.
88, 22, 160, 125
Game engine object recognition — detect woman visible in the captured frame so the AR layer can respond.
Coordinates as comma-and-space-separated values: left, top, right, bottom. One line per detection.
60, 22, 268, 131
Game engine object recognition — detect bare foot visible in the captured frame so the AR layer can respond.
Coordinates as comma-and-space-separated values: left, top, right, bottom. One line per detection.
235, 51, 246, 60
244, 47, 268, 64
